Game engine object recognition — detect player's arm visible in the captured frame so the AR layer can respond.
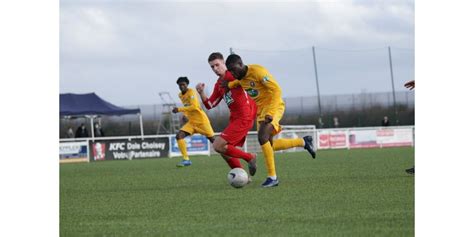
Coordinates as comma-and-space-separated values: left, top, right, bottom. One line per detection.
228, 79, 241, 89
177, 90, 200, 112
221, 78, 241, 90
404, 80, 415, 90
199, 81, 223, 110
172, 94, 183, 113
195, 83, 209, 103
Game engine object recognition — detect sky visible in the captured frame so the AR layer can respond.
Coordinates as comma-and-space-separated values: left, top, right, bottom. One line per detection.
60, 0, 414, 106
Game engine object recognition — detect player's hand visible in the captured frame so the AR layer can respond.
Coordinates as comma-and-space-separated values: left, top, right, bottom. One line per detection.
264, 115, 273, 124
404, 80, 415, 90
220, 80, 230, 92
196, 83, 205, 93
172, 107, 179, 113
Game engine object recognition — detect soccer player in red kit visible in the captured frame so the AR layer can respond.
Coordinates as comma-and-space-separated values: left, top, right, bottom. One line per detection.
196, 52, 258, 176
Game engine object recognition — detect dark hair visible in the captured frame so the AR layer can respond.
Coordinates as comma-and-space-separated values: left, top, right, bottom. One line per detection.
225, 54, 242, 67
176, 77, 189, 85
208, 52, 224, 62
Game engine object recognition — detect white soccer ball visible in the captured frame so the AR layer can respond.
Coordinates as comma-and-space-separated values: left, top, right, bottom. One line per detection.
227, 168, 249, 188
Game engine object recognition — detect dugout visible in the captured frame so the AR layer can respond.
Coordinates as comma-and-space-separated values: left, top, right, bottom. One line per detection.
60, 93, 144, 138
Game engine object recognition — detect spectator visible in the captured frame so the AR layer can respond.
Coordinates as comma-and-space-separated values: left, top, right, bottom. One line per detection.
318, 117, 324, 128
75, 123, 89, 138
66, 127, 74, 138
333, 116, 339, 128
94, 122, 105, 137
382, 116, 390, 127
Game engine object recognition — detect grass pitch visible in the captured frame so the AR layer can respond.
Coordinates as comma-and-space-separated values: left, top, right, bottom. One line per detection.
60, 147, 414, 236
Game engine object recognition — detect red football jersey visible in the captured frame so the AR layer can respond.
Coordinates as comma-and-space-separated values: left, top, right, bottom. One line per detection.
203, 71, 256, 120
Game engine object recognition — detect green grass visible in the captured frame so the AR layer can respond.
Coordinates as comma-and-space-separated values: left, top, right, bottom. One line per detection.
60, 147, 414, 237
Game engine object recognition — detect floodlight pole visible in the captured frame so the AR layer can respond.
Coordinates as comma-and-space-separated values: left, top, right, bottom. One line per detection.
388, 46, 399, 125
229, 47, 234, 55
312, 46, 322, 116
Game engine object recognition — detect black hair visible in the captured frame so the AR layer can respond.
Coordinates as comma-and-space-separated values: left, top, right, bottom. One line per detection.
208, 52, 224, 62
176, 77, 190, 85
225, 54, 242, 67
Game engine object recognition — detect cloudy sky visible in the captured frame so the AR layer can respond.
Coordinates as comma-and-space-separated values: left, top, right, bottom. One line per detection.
60, 0, 414, 106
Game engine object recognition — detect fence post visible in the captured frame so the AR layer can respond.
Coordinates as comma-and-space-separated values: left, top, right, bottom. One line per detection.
313, 128, 317, 150
347, 128, 351, 150
86, 138, 91, 162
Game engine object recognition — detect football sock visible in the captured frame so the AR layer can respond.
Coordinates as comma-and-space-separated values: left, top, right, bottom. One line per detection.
273, 138, 304, 151
177, 139, 189, 160
226, 157, 243, 169
261, 141, 276, 177
224, 145, 254, 162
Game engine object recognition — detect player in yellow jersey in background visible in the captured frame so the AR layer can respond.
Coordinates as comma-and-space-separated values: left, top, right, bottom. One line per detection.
172, 76, 216, 167
223, 54, 317, 187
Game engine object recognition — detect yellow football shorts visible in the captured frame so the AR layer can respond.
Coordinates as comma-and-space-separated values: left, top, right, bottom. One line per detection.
256, 101, 285, 136
180, 121, 214, 138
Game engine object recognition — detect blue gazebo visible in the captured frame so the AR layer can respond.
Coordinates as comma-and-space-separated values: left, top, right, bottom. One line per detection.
60, 93, 143, 138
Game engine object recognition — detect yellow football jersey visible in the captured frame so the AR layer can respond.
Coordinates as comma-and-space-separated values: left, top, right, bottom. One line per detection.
228, 64, 284, 115
178, 88, 210, 124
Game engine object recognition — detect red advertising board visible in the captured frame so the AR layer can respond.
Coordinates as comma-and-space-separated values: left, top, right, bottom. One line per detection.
318, 131, 347, 149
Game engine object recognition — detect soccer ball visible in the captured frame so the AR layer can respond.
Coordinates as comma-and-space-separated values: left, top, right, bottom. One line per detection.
227, 168, 249, 188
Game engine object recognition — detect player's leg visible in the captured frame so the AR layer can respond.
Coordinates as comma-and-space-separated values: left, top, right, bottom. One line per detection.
193, 121, 243, 169
219, 118, 258, 175
272, 137, 316, 158
207, 135, 215, 143
213, 136, 257, 176
257, 121, 279, 187
225, 156, 243, 169
220, 142, 255, 163
270, 105, 317, 158
207, 135, 243, 170
176, 130, 192, 167
272, 138, 303, 150
176, 122, 194, 167
216, 141, 243, 169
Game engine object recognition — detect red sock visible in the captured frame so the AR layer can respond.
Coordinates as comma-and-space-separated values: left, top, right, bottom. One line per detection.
225, 145, 254, 162
226, 157, 242, 169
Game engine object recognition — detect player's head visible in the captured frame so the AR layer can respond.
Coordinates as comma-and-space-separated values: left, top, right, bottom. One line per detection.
225, 54, 246, 80
208, 52, 227, 77
176, 76, 189, 93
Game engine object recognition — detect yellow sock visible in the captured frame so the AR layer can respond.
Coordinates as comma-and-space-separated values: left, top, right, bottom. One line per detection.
261, 141, 276, 177
273, 138, 304, 151
177, 139, 189, 160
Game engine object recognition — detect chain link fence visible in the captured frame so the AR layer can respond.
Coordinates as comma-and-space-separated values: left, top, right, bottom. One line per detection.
60, 46, 414, 137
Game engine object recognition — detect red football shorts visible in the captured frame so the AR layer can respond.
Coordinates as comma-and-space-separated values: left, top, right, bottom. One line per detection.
221, 117, 254, 147
221, 103, 256, 147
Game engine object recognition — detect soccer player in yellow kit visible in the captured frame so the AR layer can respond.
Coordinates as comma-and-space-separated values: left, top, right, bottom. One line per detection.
223, 54, 317, 187
172, 77, 215, 167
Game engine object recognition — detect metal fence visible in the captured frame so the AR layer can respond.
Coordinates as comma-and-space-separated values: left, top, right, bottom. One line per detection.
60, 46, 414, 137
121, 91, 414, 121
